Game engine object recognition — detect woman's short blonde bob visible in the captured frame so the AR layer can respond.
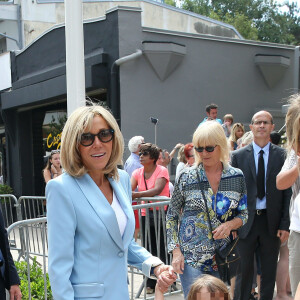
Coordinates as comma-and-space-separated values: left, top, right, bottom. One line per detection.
60, 104, 124, 179
192, 121, 229, 167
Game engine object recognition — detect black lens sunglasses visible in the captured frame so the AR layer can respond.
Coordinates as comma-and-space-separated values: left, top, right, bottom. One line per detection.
194, 145, 218, 153
139, 151, 150, 156
80, 129, 114, 147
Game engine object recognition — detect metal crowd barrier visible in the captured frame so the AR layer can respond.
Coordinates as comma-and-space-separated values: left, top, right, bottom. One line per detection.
129, 198, 182, 299
3, 196, 182, 300
0, 195, 46, 226
18, 196, 47, 220
0, 194, 18, 227
7, 218, 48, 300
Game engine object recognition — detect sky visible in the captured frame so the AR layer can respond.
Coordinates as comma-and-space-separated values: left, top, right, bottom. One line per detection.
276, 0, 300, 13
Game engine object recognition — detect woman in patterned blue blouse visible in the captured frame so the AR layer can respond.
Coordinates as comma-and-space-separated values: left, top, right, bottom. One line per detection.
166, 121, 248, 298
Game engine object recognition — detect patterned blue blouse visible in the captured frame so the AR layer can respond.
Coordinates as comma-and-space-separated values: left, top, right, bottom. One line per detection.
166, 163, 248, 272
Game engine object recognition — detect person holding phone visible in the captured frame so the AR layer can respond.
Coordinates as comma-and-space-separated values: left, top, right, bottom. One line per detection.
43, 150, 62, 183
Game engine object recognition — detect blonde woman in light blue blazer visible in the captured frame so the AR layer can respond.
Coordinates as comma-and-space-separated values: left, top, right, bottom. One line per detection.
46, 104, 176, 300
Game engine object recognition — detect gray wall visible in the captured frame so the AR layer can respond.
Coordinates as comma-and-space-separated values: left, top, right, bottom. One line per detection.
118, 8, 296, 163
0, 19, 19, 51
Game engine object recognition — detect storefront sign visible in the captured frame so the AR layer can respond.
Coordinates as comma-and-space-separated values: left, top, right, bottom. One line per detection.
47, 132, 61, 149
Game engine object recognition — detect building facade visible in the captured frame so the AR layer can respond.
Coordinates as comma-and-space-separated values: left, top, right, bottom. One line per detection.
0, 4, 299, 196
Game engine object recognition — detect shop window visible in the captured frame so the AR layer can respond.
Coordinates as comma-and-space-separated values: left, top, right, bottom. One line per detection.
43, 110, 67, 154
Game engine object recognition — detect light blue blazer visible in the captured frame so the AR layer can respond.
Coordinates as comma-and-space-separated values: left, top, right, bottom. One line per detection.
46, 169, 159, 299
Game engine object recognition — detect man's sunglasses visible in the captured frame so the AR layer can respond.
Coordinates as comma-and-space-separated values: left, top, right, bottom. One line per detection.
80, 129, 114, 147
194, 145, 217, 153
139, 151, 150, 156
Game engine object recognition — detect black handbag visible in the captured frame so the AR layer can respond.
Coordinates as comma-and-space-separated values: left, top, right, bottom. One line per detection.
197, 172, 240, 284
214, 235, 240, 285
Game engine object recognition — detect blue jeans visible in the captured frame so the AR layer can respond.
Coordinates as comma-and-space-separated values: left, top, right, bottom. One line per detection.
179, 263, 220, 299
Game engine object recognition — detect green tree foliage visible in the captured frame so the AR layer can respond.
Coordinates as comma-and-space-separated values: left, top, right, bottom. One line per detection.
165, 0, 177, 7
180, 0, 300, 45
181, 0, 211, 15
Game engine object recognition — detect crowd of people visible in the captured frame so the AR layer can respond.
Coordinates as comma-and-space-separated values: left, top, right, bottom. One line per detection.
121, 101, 300, 300
9, 98, 295, 300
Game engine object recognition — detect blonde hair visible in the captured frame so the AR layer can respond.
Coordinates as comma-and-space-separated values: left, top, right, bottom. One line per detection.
285, 94, 300, 155
193, 121, 229, 167
240, 131, 253, 147
61, 104, 124, 179
187, 275, 231, 300
177, 145, 187, 163
229, 123, 245, 143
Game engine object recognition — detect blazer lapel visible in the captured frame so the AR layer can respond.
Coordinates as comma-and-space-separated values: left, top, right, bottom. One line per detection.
108, 177, 135, 250
75, 174, 124, 251
247, 144, 257, 181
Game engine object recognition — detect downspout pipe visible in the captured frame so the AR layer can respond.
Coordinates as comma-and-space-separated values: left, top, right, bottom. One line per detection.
0, 4, 23, 50
110, 49, 143, 127
0, 33, 21, 49
17, 5, 23, 49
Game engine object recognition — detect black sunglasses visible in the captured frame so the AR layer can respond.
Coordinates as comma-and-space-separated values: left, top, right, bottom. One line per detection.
139, 151, 150, 156
194, 145, 217, 153
80, 129, 114, 147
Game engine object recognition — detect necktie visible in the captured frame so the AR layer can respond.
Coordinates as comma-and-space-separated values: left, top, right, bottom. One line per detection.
257, 149, 265, 199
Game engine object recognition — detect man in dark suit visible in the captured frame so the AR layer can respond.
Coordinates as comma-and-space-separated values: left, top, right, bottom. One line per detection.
0, 208, 21, 300
231, 111, 291, 300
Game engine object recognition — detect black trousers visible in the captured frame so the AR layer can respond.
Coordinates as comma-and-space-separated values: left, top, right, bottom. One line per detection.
141, 212, 167, 289
0, 275, 5, 300
234, 212, 280, 300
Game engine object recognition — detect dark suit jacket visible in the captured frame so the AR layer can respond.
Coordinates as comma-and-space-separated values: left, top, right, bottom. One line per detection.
0, 208, 20, 290
231, 143, 291, 239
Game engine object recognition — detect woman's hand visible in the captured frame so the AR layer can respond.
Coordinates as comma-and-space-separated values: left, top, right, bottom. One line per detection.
131, 191, 138, 200
212, 222, 233, 240
51, 164, 58, 174
154, 270, 176, 296
172, 248, 184, 274
51, 164, 62, 177
232, 231, 238, 240
153, 265, 177, 292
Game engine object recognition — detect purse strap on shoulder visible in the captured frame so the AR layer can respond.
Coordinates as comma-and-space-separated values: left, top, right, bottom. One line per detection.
196, 171, 214, 238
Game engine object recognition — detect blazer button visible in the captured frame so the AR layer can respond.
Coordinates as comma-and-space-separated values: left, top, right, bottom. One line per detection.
118, 251, 124, 257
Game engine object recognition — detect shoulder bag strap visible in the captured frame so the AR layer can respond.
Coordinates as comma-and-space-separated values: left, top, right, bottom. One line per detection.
196, 171, 214, 237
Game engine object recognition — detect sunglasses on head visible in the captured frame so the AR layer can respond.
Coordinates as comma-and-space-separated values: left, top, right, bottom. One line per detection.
80, 129, 114, 147
194, 145, 217, 153
51, 150, 60, 154
139, 151, 150, 156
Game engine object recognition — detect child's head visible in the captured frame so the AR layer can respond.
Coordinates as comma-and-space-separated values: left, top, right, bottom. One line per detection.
187, 275, 230, 300
230, 123, 245, 142
223, 114, 233, 125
